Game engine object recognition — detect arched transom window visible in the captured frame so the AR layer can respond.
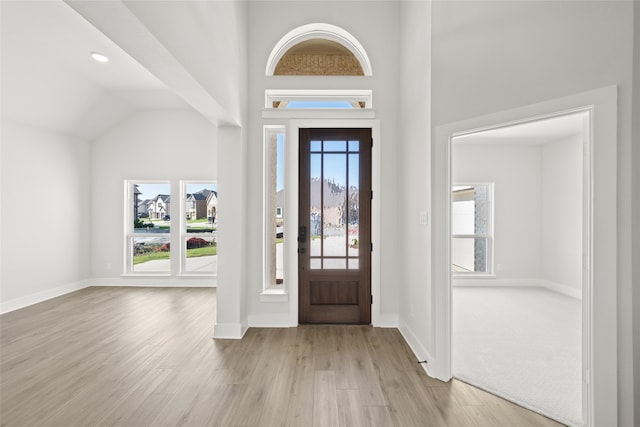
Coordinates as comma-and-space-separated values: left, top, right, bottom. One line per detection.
266, 23, 373, 76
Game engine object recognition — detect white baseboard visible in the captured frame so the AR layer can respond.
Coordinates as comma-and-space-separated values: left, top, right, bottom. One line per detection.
213, 321, 248, 339
452, 277, 540, 288
373, 313, 399, 328
452, 277, 582, 300
398, 321, 436, 376
1, 280, 89, 314
247, 313, 295, 328
89, 277, 216, 287
539, 279, 582, 300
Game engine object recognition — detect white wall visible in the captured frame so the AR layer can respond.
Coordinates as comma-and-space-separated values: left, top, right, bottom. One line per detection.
430, 1, 635, 423
633, 4, 640, 425
541, 135, 583, 293
452, 144, 543, 281
245, 1, 402, 327
1, 120, 91, 312
450, 134, 583, 297
89, 110, 217, 285
397, 0, 433, 362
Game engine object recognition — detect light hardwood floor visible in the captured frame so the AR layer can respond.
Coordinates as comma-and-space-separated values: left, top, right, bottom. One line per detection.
1, 287, 563, 426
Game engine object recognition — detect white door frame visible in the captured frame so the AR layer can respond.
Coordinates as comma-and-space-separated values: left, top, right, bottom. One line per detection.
431, 86, 618, 426
286, 118, 383, 326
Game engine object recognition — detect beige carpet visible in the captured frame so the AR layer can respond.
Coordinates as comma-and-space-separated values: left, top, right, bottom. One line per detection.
453, 286, 583, 426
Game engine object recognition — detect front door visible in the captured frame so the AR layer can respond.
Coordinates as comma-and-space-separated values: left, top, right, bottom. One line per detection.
298, 128, 372, 324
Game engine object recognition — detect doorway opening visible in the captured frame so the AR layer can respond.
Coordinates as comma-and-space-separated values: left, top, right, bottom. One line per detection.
450, 110, 590, 426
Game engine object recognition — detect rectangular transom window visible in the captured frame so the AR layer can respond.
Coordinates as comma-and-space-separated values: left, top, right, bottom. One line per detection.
265, 89, 372, 109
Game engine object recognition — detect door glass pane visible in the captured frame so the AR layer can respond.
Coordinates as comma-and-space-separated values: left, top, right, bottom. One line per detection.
348, 154, 360, 258
323, 140, 346, 152
323, 154, 347, 257
305, 136, 364, 272
310, 154, 322, 256
324, 259, 346, 269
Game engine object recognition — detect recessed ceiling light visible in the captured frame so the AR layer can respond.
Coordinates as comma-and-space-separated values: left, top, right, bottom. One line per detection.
90, 52, 109, 63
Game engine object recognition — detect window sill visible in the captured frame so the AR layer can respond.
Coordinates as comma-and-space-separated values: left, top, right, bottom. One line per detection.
452, 274, 496, 279
262, 108, 376, 120
121, 273, 171, 278
260, 289, 289, 302
177, 273, 217, 278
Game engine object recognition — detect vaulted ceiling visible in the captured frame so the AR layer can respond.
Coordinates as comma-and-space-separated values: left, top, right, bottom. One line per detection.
2, 0, 586, 143
1, 0, 195, 141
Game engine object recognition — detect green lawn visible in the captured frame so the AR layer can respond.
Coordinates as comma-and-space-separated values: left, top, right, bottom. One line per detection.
133, 245, 217, 264
187, 218, 209, 223
133, 251, 170, 265
186, 245, 217, 258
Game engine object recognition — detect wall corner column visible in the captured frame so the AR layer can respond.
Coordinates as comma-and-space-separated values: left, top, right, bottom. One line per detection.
214, 126, 248, 339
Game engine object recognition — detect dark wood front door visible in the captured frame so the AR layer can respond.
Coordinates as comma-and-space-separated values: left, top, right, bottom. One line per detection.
298, 128, 372, 324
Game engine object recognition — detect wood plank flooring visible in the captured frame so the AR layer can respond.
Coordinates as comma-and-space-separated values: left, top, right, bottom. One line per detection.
1, 287, 564, 426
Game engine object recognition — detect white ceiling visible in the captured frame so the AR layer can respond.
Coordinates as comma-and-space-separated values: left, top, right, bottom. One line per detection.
452, 111, 588, 146
2, 1, 589, 145
1, 0, 193, 141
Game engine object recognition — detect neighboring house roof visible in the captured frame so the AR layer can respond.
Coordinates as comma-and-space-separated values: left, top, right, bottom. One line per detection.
206, 191, 218, 204
198, 189, 212, 199
192, 193, 207, 201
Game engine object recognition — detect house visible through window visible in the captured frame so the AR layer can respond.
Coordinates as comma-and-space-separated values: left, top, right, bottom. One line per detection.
128, 182, 171, 274
126, 180, 217, 276
451, 184, 493, 275
183, 182, 217, 274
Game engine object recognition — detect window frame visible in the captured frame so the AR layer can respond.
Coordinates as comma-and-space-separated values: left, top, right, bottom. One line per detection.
124, 180, 172, 276
262, 126, 288, 299
180, 180, 217, 277
451, 182, 495, 277
264, 89, 373, 110
124, 179, 217, 277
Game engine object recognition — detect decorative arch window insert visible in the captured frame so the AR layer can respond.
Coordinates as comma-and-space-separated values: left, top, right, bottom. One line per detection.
451, 183, 494, 275
265, 23, 373, 76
